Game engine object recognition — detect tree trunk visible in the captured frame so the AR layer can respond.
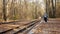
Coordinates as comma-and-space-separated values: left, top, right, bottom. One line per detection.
52, 0, 56, 18
3, 0, 7, 21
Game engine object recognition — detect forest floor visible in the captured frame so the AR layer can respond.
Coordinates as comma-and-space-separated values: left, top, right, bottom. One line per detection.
27, 18, 60, 34
0, 18, 60, 34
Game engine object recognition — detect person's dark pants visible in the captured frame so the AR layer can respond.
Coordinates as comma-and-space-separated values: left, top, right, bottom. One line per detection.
44, 17, 47, 22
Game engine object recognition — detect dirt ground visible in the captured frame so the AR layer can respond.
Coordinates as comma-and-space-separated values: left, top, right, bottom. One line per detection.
27, 18, 60, 34
0, 18, 60, 34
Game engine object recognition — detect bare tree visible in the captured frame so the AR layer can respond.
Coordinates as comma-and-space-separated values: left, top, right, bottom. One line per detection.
33, 0, 38, 19
51, 0, 56, 18
3, 0, 7, 21
46, 0, 51, 17
46, 0, 56, 18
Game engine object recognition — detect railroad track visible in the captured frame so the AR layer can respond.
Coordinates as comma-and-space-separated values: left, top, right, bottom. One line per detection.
14, 19, 41, 34
0, 19, 41, 34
